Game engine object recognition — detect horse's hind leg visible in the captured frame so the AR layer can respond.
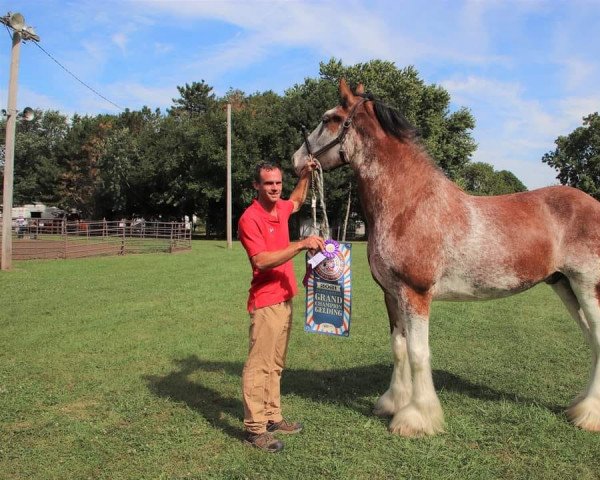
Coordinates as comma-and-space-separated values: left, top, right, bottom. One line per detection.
374, 292, 412, 417
566, 280, 600, 431
550, 276, 594, 358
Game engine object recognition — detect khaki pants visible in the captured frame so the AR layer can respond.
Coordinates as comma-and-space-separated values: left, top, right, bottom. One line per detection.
242, 300, 293, 434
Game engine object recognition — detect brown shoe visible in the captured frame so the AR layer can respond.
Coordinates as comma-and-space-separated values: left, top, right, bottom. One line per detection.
266, 418, 303, 434
244, 431, 284, 453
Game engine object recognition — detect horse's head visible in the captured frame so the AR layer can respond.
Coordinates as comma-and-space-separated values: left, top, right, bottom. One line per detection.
293, 79, 369, 175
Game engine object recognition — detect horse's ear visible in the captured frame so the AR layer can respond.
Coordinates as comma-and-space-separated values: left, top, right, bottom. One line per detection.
339, 78, 355, 106
355, 83, 365, 95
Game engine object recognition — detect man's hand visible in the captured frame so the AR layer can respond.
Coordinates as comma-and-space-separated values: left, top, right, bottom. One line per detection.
300, 156, 319, 177
251, 235, 325, 271
291, 156, 320, 213
300, 235, 325, 254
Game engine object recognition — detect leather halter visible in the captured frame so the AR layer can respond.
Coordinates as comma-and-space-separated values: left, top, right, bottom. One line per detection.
301, 98, 368, 164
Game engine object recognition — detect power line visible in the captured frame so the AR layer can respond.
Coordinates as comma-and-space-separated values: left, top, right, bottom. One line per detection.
3, 24, 12, 40
32, 41, 125, 112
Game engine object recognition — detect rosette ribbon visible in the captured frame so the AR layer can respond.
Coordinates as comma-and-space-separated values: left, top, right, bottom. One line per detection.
322, 239, 340, 259
304, 239, 339, 286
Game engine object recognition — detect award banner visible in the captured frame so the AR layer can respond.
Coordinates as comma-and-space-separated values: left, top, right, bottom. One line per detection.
304, 241, 352, 337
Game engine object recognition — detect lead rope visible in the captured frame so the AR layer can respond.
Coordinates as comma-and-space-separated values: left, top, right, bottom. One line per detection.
310, 167, 318, 235
303, 158, 330, 288
301, 126, 330, 240
310, 157, 330, 240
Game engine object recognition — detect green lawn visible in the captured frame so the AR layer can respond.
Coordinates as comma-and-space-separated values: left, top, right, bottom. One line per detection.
1, 241, 599, 479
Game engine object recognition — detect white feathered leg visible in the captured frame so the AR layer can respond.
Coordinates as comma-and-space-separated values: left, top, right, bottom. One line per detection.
551, 278, 593, 349
388, 298, 444, 437
374, 292, 412, 417
566, 281, 600, 431
374, 326, 412, 416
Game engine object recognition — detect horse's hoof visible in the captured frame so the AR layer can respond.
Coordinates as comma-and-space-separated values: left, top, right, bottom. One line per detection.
388, 403, 445, 437
373, 406, 392, 417
373, 394, 395, 417
567, 397, 600, 431
388, 422, 428, 438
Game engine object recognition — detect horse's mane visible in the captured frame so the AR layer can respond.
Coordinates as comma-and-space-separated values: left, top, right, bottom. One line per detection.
359, 92, 418, 142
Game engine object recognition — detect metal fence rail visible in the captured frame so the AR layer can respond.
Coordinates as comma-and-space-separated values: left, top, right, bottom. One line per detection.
0, 220, 192, 261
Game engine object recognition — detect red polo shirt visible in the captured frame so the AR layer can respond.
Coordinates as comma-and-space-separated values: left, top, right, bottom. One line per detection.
238, 199, 298, 312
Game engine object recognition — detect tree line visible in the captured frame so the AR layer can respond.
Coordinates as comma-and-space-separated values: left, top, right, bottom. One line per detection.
7, 58, 596, 237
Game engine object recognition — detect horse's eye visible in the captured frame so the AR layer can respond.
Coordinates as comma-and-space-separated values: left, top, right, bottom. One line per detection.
322, 114, 329, 124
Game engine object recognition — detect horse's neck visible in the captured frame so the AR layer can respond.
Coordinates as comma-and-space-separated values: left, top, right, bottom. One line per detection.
354, 141, 459, 228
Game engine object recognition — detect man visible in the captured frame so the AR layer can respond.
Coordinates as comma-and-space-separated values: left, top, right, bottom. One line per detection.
16, 215, 27, 239
238, 160, 324, 453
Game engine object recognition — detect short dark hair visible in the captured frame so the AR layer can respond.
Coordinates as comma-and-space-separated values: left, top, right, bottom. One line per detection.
254, 161, 281, 184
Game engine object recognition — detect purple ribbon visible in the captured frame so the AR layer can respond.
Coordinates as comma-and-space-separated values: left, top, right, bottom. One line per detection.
323, 239, 340, 259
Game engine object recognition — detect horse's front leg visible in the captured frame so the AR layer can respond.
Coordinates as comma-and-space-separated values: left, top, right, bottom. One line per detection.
374, 291, 412, 417
388, 287, 445, 437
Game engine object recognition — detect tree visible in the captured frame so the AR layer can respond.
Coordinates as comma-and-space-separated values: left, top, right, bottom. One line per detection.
113, 107, 164, 217
542, 112, 600, 199
170, 81, 215, 116
57, 115, 110, 216
96, 125, 139, 217
4, 110, 69, 205
459, 162, 527, 195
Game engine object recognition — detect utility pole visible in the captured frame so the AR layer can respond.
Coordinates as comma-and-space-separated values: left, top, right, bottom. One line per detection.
226, 103, 232, 249
1, 13, 40, 271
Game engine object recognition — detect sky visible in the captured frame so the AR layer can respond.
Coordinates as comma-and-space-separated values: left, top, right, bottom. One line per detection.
1, 0, 599, 190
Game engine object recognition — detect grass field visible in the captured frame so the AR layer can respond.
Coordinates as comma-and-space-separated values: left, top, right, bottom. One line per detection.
1, 241, 599, 479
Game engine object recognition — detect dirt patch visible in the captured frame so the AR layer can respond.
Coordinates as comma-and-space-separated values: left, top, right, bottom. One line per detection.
58, 399, 100, 420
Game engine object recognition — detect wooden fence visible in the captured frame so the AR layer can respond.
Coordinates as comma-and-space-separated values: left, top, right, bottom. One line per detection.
0, 220, 192, 261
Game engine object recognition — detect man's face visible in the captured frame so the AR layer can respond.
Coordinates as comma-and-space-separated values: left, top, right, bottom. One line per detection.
254, 167, 283, 206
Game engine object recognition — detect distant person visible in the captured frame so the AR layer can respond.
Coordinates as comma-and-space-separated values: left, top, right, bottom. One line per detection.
238, 160, 324, 453
30, 219, 38, 239
16, 215, 26, 239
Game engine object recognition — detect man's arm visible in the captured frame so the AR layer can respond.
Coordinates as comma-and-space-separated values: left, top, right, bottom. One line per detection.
251, 235, 325, 271
289, 159, 317, 213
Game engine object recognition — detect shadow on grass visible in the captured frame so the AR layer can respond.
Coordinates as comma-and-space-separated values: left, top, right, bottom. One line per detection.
145, 355, 564, 440
144, 357, 246, 440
